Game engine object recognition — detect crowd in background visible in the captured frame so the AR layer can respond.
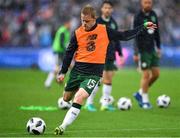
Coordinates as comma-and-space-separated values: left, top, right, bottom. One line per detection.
0, 0, 180, 47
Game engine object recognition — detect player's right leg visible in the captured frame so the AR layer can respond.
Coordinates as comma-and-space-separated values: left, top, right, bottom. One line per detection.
44, 54, 61, 88
55, 89, 75, 135
44, 71, 55, 88
58, 69, 80, 109
62, 90, 75, 102
140, 69, 151, 103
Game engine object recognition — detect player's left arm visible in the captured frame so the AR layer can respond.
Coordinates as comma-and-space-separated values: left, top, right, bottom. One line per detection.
114, 19, 123, 57
106, 22, 156, 41
115, 42, 123, 57
154, 13, 161, 57
133, 13, 140, 63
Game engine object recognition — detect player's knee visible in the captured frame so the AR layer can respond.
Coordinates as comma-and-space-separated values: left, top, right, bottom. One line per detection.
153, 71, 160, 79
73, 98, 83, 105
54, 67, 59, 74
63, 94, 72, 102
103, 82, 112, 85
73, 89, 89, 104
73, 95, 87, 105
142, 72, 150, 80
63, 97, 70, 102
103, 77, 112, 84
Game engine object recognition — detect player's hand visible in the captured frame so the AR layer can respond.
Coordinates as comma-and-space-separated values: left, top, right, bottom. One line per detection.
144, 22, 157, 30
133, 55, 139, 63
157, 49, 161, 58
56, 74, 65, 83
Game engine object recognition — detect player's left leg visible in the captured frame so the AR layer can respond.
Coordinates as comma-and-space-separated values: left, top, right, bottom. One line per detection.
134, 52, 152, 109
101, 70, 115, 111
149, 52, 160, 87
149, 67, 160, 87
84, 85, 99, 112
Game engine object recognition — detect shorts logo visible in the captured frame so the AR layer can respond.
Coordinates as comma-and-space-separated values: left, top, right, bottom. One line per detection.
142, 62, 147, 68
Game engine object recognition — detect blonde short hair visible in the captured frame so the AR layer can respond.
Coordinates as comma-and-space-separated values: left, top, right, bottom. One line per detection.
81, 4, 96, 19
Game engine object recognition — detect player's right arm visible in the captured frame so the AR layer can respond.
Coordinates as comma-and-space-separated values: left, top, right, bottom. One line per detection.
57, 32, 78, 82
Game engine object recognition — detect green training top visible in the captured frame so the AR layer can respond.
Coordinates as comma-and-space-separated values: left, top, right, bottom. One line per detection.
53, 25, 70, 53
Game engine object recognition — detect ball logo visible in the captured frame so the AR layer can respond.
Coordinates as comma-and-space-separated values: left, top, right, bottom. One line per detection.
147, 29, 154, 34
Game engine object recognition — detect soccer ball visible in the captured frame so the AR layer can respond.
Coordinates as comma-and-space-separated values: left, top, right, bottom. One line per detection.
26, 117, 46, 135
117, 97, 132, 110
99, 96, 115, 105
157, 94, 170, 108
58, 97, 72, 109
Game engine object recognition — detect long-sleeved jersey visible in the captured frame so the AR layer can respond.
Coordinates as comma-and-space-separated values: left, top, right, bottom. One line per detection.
133, 10, 161, 54
60, 23, 145, 77
97, 16, 122, 61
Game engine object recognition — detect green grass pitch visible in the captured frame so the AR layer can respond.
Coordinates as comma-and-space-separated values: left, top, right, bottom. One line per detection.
0, 68, 180, 137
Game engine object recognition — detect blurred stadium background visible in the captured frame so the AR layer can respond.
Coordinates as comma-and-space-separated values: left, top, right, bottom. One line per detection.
0, 0, 180, 70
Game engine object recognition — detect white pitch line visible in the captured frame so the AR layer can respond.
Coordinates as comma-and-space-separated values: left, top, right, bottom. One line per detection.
0, 127, 180, 136
66, 127, 180, 132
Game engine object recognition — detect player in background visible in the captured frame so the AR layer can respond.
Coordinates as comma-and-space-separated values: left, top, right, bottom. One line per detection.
44, 18, 71, 88
84, 0, 124, 111
133, 0, 161, 109
54, 4, 156, 135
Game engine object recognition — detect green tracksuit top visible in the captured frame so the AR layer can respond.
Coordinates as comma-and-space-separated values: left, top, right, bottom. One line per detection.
53, 26, 70, 53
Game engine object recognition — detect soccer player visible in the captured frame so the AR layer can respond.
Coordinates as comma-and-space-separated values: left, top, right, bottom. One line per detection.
84, 0, 123, 111
133, 0, 161, 109
44, 18, 71, 88
54, 4, 156, 135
